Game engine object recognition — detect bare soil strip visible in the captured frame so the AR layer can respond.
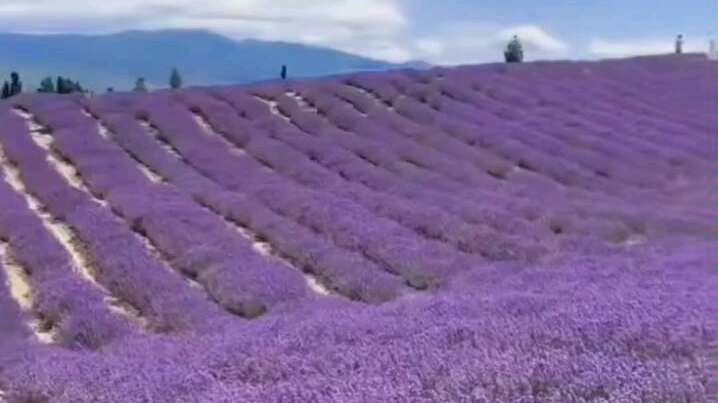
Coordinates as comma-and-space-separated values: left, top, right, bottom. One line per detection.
622, 235, 646, 246
92, 119, 163, 183
15, 110, 108, 208
183, 114, 273, 179
0, 243, 31, 310
252, 96, 292, 123
234, 224, 329, 295
187, 115, 249, 160
286, 91, 316, 112
344, 83, 397, 111
137, 120, 184, 160
0, 242, 55, 343
286, 90, 339, 124
81, 109, 163, 183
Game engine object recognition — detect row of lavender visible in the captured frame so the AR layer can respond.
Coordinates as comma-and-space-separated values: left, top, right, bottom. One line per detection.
81, 107, 407, 302
425, 54, 711, 132
78, 85, 628, 306
176, 93, 549, 248
1, 237, 711, 402
80, 94, 475, 293
47, 55, 704, 300
74, 87, 562, 301
221, 84, 642, 237
0, 55, 708, 332
57, 58, 705, 305
313, 61, 706, 192
131, 97, 552, 280
340, 66, 710, 217
455, 61, 708, 164
25, 90, 525, 312
6, 90, 458, 320
73, 90, 544, 296
0, 109, 232, 338
277, 80, 648, 234
0, 128, 136, 349
348, 57, 705, 181
231, 62, 706, 237
11, 98, 321, 319
196, 81, 700, 245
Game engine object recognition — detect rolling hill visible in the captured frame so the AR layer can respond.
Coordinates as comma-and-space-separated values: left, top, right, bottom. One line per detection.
0, 53, 712, 402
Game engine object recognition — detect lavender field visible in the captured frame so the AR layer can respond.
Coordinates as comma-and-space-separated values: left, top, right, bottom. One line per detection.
0, 53, 713, 403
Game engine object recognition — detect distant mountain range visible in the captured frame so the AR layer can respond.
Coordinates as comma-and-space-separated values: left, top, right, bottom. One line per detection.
0, 29, 430, 92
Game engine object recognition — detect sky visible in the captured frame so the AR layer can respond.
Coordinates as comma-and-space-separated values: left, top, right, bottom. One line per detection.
0, 0, 715, 65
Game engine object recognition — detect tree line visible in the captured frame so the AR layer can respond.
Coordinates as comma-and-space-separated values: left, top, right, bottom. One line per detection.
1, 64, 290, 100
0, 67, 183, 99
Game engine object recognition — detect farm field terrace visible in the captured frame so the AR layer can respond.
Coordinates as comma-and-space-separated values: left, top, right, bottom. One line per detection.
0, 53, 713, 403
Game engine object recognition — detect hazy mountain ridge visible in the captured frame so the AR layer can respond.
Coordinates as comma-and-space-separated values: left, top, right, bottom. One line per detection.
0, 29, 430, 91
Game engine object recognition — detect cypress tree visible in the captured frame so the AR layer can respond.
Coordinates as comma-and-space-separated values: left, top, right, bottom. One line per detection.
9, 72, 21, 96
169, 68, 182, 89
133, 77, 147, 92
38, 76, 54, 93
56, 76, 66, 94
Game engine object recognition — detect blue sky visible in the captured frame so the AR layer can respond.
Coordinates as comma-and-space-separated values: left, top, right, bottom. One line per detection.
405, 0, 713, 37
399, 0, 716, 62
0, 0, 714, 64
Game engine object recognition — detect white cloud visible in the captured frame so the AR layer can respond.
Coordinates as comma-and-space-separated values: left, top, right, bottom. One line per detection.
413, 38, 444, 57
0, 0, 570, 65
0, 0, 408, 30
587, 37, 713, 57
410, 22, 570, 65
0, 0, 410, 61
496, 25, 569, 52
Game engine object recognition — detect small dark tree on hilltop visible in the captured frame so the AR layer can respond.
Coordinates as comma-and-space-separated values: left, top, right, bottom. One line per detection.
169, 68, 182, 89
280, 64, 287, 80
133, 77, 148, 92
106, 87, 114, 93
56, 76, 67, 94
1, 71, 21, 99
54, 76, 85, 94
9, 71, 21, 96
74, 80, 85, 93
38, 76, 55, 93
